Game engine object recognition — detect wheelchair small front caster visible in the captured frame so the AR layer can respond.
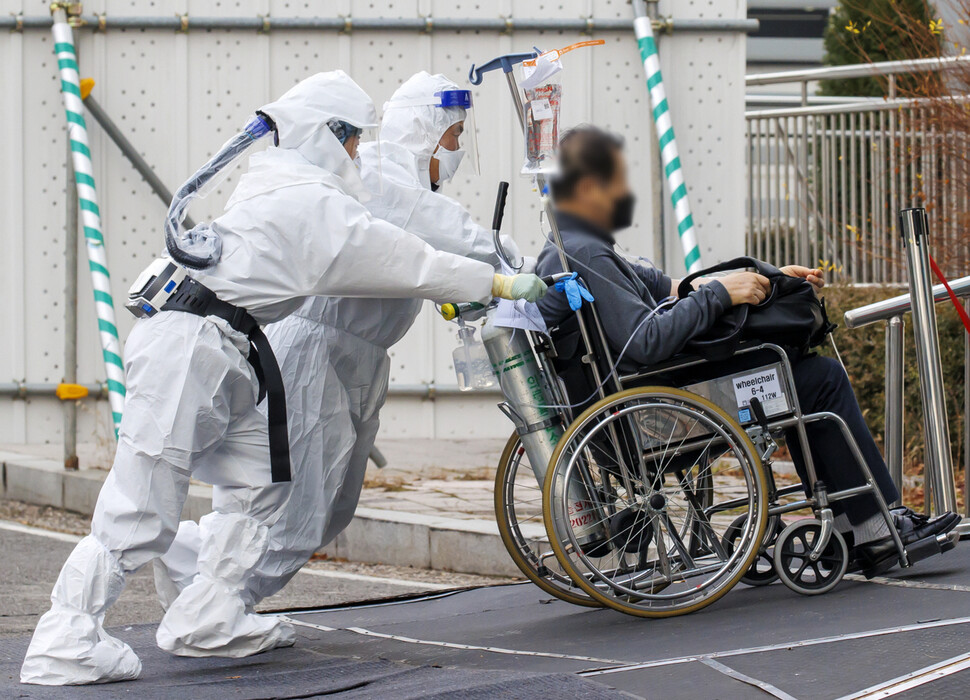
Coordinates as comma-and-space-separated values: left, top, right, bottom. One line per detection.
774, 519, 848, 595
724, 515, 782, 587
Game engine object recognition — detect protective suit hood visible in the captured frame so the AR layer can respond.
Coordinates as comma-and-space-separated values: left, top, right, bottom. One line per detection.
258, 70, 377, 198
380, 71, 467, 189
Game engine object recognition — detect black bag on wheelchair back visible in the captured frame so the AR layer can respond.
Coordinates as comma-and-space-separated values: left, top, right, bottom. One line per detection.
676, 256, 835, 361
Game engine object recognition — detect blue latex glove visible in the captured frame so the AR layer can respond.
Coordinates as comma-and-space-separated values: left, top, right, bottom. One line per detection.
554, 272, 595, 311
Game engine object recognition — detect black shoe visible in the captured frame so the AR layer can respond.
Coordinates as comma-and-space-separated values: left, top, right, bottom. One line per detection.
893, 508, 961, 543
852, 510, 961, 579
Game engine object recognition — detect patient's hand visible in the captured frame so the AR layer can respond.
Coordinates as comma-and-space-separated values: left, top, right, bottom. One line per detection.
719, 272, 771, 306
780, 265, 825, 291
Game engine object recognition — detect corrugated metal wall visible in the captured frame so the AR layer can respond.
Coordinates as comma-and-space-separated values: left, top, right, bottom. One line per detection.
0, 0, 746, 449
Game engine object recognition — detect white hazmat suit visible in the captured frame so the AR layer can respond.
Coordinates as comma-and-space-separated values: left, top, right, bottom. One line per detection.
20, 70, 499, 686
155, 72, 510, 616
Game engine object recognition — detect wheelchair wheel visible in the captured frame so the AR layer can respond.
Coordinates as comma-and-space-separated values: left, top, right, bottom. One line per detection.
543, 387, 768, 618
494, 433, 601, 607
724, 515, 782, 587
773, 519, 848, 595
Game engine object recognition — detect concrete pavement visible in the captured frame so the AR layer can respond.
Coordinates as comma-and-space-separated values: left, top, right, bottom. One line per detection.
0, 439, 532, 577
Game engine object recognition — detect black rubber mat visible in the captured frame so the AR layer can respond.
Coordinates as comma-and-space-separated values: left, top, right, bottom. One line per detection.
717, 624, 970, 699
293, 569, 969, 671
0, 623, 626, 699
584, 660, 770, 700
894, 667, 970, 699
3, 543, 970, 698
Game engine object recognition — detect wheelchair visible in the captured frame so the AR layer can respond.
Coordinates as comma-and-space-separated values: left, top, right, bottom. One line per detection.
488, 279, 937, 619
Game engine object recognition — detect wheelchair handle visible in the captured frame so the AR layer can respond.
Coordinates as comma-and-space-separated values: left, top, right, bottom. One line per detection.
492, 182, 510, 232
543, 272, 576, 286
468, 51, 538, 85
748, 396, 770, 431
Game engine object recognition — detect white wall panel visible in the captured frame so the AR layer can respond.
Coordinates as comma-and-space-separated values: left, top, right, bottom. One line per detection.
656, 0, 748, 275
0, 0, 746, 446
1, 0, 27, 440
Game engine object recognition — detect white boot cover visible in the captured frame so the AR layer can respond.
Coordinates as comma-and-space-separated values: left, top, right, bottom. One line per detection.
153, 520, 202, 612
21, 535, 141, 685
155, 512, 295, 657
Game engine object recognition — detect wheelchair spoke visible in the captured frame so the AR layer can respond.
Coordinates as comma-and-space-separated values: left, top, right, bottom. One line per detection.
546, 391, 767, 615
659, 512, 696, 570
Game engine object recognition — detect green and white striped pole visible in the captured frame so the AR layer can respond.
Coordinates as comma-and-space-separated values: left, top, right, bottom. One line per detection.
633, 7, 703, 273
51, 6, 125, 436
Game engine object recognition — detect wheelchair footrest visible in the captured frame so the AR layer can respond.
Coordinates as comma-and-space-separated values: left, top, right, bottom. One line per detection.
904, 532, 947, 566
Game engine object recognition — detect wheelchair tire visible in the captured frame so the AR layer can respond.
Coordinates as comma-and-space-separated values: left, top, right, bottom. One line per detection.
543, 386, 769, 618
774, 519, 848, 595
494, 433, 601, 608
724, 515, 782, 587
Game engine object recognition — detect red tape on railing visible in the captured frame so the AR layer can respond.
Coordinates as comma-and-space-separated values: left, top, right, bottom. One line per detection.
929, 254, 970, 335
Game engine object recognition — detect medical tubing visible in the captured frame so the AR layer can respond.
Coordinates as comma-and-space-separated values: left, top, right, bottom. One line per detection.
51, 8, 126, 437
497, 296, 677, 413
633, 11, 703, 274
163, 114, 274, 269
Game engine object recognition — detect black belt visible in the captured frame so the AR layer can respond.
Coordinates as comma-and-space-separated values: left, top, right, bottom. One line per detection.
162, 278, 291, 483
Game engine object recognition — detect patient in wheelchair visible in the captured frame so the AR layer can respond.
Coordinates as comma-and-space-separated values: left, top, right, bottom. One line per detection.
535, 125, 959, 575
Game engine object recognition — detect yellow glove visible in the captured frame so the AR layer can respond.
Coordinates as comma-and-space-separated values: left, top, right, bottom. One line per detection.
492, 273, 548, 303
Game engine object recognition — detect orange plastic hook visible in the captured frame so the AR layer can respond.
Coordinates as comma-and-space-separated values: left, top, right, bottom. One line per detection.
522, 39, 606, 66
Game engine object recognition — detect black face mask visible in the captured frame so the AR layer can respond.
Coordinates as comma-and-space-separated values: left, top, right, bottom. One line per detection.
610, 193, 636, 231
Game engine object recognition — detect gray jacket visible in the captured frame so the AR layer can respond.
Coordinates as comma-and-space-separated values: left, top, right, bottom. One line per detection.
536, 212, 732, 370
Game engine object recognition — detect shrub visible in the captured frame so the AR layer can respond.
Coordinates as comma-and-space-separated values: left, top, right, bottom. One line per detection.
820, 0, 944, 97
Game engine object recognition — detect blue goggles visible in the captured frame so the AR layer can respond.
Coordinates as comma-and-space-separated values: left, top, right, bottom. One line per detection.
327, 119, 363, 145
436, 89, 473, 109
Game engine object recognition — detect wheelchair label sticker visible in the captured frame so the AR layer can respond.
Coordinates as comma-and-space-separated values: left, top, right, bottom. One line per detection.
732, 368, 784, 409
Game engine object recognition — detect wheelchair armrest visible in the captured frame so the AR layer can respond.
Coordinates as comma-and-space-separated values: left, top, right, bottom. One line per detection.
618, 341, 788, 385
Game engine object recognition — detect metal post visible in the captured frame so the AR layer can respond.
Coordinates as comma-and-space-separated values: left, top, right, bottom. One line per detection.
82, 94, 194, 228
965, 298, 970, 517
502, 69, 608, 397
642, 0, 665, 269
885, 316, 904, 505
64, 138, 79, 471
0, 14, 760, 33
900, 207, 956, 515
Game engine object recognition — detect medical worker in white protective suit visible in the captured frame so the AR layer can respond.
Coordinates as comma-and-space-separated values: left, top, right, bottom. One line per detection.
153, 72, 523, 624
21, 70, 546, 687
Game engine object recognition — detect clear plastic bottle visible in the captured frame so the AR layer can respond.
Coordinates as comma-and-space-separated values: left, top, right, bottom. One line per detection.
453, 323, 497, 391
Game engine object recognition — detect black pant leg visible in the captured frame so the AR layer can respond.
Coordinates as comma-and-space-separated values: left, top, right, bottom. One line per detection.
783, 354, 899, 524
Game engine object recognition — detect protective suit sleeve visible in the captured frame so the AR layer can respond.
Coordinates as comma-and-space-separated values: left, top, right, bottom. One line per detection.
300, 184, 495, 303
403, 188, 504, 268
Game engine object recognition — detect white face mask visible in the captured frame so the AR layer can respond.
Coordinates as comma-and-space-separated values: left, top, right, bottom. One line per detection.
353, 152, 362, 169
432, 144, 465, 185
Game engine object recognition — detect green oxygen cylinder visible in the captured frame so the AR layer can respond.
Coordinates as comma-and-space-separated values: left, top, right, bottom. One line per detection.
481, 317, 603, 542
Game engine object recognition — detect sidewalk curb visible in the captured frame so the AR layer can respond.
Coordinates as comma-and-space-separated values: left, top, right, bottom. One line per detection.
0, 453, 524, 578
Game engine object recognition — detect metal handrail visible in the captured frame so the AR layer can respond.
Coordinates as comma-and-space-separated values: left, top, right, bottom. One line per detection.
745, 95, 970, 120
746, 55, 970, 87
745, 94, 887, 107
844, 274, 970, 328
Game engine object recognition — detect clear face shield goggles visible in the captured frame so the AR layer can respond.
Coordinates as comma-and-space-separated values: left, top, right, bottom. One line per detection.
384, 88, 480, 182
433, 89, 479, 179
